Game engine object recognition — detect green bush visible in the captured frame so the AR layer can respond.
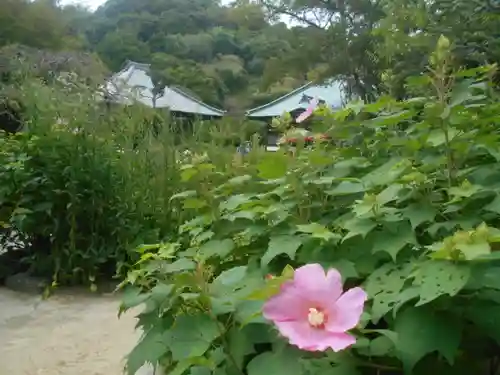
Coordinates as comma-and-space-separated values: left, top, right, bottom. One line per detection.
0, 76, 264, 286
0, 129, 142, 284
0, 79, 187, 285
121, 39, 500, 375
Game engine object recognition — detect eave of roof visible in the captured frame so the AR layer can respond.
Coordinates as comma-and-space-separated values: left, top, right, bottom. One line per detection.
245, 82, 314, 116
110, 60, 226, 116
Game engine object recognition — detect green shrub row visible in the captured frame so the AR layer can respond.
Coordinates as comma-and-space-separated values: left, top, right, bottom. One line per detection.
120, 40, 500, 375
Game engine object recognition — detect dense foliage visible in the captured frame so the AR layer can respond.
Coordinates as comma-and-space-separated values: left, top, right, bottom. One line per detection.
3, 1, 500, 374
119, 39, 500, 375
0, 76, 217, 283
3, 0, 500, 110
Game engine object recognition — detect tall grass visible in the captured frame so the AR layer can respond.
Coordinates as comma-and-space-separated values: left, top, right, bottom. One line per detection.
0, 77, 260, 286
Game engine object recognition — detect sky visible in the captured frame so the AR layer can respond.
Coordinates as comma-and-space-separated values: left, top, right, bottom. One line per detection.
60, 0, 106, 10
61, 0, 105, 10
61, 0, 232, 11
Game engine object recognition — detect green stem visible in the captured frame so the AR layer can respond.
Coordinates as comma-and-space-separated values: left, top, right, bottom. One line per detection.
196, 265, 244, 375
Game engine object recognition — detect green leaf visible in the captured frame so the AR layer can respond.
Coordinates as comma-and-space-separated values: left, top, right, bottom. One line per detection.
120, 286, 151, 313
329, 259, 358, 279
181, 167, 199, 182
227, 175, 252, 185
170, 190, 197, 201
364, 263, 413, 322
199, 239, 235, 260
465, 304, 500, 344
484, 195, 500, 214
247, 349, 303, 375
342, 218, 377, 241
394, 307, 461, 373
184, 198, 208, 209
392, 287, 420, 316
402, 203, 436, 229
326, 181, 365, 196
413, 260, 470, 306
166, 314, 221, 361
361, 158, 410, 187
426, 128, 459, 146
150, 283, 174, 305
369, 335, 395, 356
165, 258, 196, 273
125, 329, 167, 375
261, 235, 302, 266
468, 266, 500, 290
456, 241, 491, 260
211, 266, 248, 291
372, 221, 416, 260
448, 180, 481, 198
220, 194, 254, 211
296, 223, 340, 241
189, 366, 212, 375
170, 359, 208, 375
228, 327, 255, 367
305, 361, 361, 375
257, 153, 288, 179
377, 184, 403, 205
449, 79, 473, 108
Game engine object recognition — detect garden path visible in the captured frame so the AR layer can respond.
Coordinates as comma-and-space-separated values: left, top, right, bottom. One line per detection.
0, 287, 155, 375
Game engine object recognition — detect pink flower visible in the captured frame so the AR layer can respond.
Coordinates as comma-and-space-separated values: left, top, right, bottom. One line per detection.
296, 97, 319, 123
263, 264, 367, 352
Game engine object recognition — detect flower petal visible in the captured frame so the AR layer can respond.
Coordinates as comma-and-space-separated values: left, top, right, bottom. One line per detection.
325, 268, 343, 300
293, 264, 343, 304
263, 283, 309, 322
323, 332, 357, 352
274, 321, 356, 352
326, 287, 367, 333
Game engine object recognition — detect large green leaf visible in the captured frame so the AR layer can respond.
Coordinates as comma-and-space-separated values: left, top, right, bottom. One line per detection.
484, 195, 500, 214
394, 307, 461, 373
165, 314, 221, 361
199, 239, 235, 260
125, 329, 168, 375
257, 153, 288, 179
342, 217, 377, 241
120, 286, 151, 313
261, 235, 302, 266
326, 181, 365, 196
247, 349, 303, 375
377, 183, 403, 205
211, 266, 248, 292
413, 260, 470, 306
228, 327, 255, 367
361, 158, 410, 187
402, 203, 436, 229
372, 221, 416, 260
465, 304, 500, 344
296, 222, 340, 241
364, 263, 413, 322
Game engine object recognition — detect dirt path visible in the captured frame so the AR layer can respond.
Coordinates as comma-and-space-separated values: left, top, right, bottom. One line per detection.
0, 287, 155, 375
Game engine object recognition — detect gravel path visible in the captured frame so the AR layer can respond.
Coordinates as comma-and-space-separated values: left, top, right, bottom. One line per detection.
0, 287, 155, 375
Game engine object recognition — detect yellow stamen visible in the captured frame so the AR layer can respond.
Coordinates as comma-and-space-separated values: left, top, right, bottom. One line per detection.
308, 307, 326, 327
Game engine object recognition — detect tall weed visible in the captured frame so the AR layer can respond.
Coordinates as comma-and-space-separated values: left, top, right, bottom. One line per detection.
0, 78, 247, 285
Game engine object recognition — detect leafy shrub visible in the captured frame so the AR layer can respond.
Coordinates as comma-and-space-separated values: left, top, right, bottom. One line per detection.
121, 38, 500, 375
0, 129, 147, 284
0, 79, 189, 285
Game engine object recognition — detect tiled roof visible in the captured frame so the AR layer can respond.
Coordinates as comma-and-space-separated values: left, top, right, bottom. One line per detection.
246, 81, 345, 118
105, 60, 225, 117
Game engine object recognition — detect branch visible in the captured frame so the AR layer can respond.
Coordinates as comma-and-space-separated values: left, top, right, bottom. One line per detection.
260, 0, 325, 28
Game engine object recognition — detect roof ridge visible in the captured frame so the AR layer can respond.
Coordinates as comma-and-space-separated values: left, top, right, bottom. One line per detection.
112, 60, 225, 115
245, 81, 313, 115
